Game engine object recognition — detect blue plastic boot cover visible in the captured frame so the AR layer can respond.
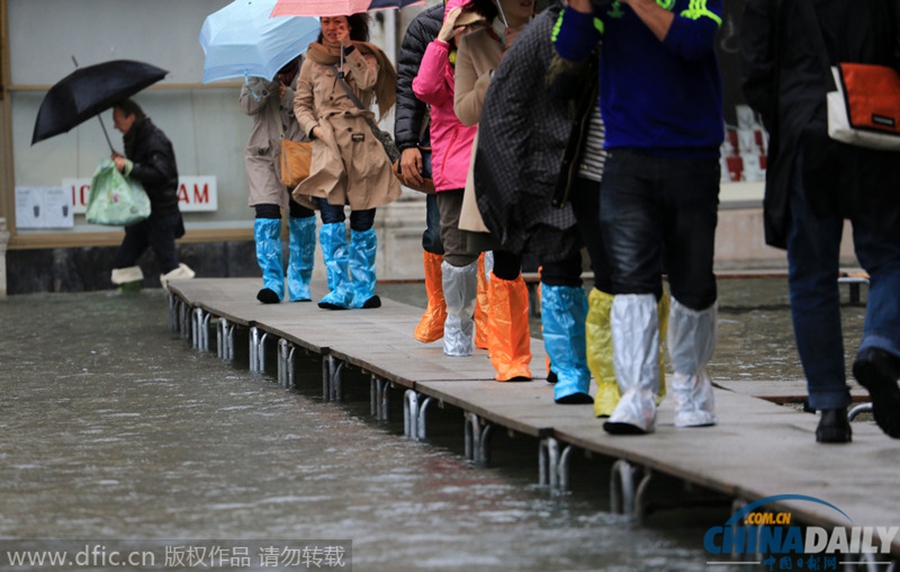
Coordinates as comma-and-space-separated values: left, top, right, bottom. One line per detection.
318, 222, 353, 308
349, 228, 378, 308
254, 218, 285, 299
541, 284, 591, 400
287, 216, 316, 301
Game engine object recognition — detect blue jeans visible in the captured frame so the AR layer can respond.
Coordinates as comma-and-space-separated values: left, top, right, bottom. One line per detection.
422, 193, 444, 255
598, 150, 719, 309
315, 198, 375, 231
788, 154, 900, 410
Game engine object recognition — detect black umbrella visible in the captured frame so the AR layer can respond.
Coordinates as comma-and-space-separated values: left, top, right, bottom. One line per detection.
32, 59, 169, 150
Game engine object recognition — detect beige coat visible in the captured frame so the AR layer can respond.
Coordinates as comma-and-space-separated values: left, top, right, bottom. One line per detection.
454, 25, 505, 233
239, 76, 305, 209
293, 47, 401, 210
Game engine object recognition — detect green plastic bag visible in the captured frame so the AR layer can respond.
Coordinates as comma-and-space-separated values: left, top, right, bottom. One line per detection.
86, 159, 151, 226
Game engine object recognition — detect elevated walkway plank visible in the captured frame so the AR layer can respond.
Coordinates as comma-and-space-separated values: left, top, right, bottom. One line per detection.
166, 278, 899, 558
716, 379, 871, 404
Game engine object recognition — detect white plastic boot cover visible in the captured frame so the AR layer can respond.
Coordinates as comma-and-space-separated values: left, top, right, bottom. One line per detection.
160, 263, 196, 290
111, 266, 143, 285
442, 260, 478, 357
606, 293, 660, 433
668, 297, 718, 427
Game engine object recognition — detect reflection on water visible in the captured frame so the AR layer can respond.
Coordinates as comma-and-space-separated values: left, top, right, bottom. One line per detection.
0, 281, 866, 570
705, 278, 865, 383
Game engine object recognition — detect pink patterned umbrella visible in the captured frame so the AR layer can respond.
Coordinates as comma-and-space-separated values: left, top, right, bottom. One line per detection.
270, 0, 424, 18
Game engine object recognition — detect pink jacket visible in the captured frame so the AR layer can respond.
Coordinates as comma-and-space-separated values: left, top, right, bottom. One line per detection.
412, 38, 478, 192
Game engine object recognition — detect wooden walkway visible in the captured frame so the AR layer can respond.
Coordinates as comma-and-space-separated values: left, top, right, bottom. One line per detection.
166, 278, 899, 562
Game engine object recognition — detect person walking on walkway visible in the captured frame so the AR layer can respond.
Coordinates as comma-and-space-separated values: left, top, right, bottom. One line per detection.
414, 0, 485, 357
473, 0, 593, 402
454, 0, 535, 381
395, 1, 448, 342
240, 58, 317, 305
110, 99, 194, 291
293, 14, 401, 310
476, 0, 667, 406
554, 0, 724, 434
542, 21, 670, 417
741, 0, 900, 443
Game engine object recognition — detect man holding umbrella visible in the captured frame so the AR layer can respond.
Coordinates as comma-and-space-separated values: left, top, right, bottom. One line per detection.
110, 99, 194, 291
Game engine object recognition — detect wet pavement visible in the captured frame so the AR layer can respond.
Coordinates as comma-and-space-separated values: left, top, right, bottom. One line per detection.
0, 280, 867, 571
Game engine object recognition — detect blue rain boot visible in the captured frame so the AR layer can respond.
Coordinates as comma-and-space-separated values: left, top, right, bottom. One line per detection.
542, 284, 593, 404
254, 218, 284, 304
318, 222, 354, 310
287, 216, 316, 302
349, 228, 381, 309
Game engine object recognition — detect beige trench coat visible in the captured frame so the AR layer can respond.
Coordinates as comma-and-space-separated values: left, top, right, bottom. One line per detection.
239, 76, 306, 209
293, 48, 400, 210
454, 26, 504, 233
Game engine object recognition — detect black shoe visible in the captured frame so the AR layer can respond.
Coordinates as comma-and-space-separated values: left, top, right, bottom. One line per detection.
546, 371, 558, 384
257, 288, 281, 304
318, 301, 348, 310
603, 421, 648, 435
555, 392, 594, 405
815, 408, 852, 443
361, 295, 381, 309
853, 347, 900, 438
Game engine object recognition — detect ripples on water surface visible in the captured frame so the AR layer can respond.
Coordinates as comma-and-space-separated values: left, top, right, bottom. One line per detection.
0, 280, 867, 571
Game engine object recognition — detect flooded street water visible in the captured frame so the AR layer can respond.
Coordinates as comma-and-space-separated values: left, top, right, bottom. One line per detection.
0, 280, 867, 571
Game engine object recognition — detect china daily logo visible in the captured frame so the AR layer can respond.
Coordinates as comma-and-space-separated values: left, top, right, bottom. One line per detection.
704, 494, 897, 569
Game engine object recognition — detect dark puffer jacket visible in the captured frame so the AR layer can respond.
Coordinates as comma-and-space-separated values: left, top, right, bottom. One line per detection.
394, 3, 443, 150
126, 118, 180, 217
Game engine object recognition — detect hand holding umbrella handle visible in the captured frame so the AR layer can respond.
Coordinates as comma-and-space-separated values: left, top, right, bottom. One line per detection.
111, 152, 127, 173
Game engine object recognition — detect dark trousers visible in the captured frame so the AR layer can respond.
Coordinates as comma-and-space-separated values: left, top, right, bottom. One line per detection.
315, 198, 376, 231
423, 193, 444, 255
568, 175, 613, 293
599, 150, 719, 310
113, 213, 181, 274
254, 196, 315, 220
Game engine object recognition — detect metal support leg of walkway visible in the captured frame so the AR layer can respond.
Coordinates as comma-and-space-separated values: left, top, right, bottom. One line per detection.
370, 375, 390, 422
464, 412, 494, 466
404, 390, 435, 441
849, 402, 874, 421
322, 355, 343, 402
216, 318, 235, 363
610, 459, 652, 522
839, 275, 869, 304
179, 301, 192, 341
168, 292, 180, 333
277, 338, 297, 389
249, 327, 269, 373
539, 437, 575, 493
191, 308, 211, 352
